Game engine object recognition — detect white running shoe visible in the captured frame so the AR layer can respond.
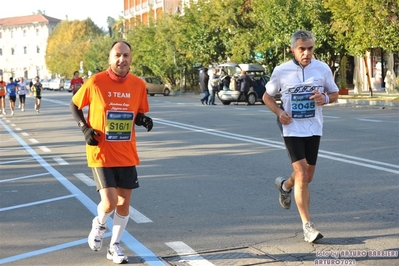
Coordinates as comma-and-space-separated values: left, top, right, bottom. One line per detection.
107, 243, 128, 264
303, 222, 323, 243
87, 217, 106, 251
21, 108, 25, 112
18, 104, 21, 108
1, 110, 5, 115
11, 111, 14, 116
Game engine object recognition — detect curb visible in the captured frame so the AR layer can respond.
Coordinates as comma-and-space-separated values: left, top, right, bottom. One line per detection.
335, 99, 399, 109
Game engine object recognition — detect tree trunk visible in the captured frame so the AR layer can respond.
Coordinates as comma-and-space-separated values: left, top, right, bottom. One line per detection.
363, 56, 373, 97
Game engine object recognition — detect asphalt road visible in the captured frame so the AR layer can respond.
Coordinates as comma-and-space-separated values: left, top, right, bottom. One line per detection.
0, 91, 398, 266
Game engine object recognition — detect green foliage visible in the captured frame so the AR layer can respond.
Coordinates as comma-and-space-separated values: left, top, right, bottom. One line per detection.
325, 0, 399, 56
43, 0, 399, 88
45, 19, 103, 78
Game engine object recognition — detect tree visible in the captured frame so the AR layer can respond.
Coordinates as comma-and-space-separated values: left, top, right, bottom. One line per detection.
324, 0, 399, 95
46, 19, 103, 78
251, 0, 337, 72
85, 36, 117, 73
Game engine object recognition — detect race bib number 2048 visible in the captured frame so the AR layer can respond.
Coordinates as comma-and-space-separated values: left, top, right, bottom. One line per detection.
105, 111, 134, 141
291, 92, 315, 119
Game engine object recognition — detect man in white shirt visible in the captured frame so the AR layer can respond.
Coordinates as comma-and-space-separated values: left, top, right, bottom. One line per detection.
262, 30, 339, 243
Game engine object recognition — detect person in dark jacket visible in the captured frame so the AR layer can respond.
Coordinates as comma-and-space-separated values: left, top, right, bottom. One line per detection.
235, 70, 252, 105
200, 68, 210, 105
220, 70, 231, 90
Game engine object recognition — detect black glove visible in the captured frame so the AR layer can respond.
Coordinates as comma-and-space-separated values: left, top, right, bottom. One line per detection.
135, 113, 153, 132
80, 124, 100, 146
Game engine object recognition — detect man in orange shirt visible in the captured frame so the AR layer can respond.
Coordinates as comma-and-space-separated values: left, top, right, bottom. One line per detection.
70, 41, 153, 264
0, 75, 6, 115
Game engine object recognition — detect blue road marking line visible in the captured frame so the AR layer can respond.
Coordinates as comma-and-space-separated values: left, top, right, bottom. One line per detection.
0, 119, 165, 265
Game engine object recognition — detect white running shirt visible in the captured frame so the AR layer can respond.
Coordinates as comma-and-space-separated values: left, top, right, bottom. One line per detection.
266, 59, 338, 137
18, 81, 27, 95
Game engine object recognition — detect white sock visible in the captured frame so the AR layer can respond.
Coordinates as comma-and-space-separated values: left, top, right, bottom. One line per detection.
110, 212, 129, 245
97, 204, 113, 225
282, 181, 291, 192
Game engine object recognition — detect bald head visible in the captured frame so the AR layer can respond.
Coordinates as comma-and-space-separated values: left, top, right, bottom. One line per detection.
108, 41, 132, 77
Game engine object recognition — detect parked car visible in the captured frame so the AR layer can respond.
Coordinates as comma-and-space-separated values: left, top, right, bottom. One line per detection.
216, 63, 281, 105
49, 78, 66, 90
40, 79, 51, 90
64, 79, 72, 92
140, 76, 171, 96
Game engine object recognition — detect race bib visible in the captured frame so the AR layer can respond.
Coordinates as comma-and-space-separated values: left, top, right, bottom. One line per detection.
105, 111, 134, 141
291, 92, 315, 119
0, 86, 5, 93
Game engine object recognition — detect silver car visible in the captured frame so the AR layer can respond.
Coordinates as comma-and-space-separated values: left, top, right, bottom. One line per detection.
217, 63, 280, 105
140, 76, 171, 96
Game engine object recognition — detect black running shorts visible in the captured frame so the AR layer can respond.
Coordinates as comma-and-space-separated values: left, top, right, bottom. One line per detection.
92, 166, 139, 191
9, 96, 16, 102
283, 136, 321, 165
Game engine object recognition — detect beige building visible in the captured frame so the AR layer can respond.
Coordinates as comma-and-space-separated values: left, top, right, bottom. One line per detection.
0, 14, 61, 80
122, 0, 181, 29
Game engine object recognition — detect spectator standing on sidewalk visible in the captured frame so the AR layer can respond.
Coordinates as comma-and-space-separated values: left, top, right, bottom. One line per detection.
262, 30, 339, 243
208, 68, 220, 105
200, 67, 210, 105
235, 71, 252, 105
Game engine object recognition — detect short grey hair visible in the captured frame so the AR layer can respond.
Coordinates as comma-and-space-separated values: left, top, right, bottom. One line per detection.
290, 30, 315, 49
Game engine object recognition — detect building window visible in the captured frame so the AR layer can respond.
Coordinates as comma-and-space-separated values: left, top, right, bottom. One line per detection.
11, 48, 15, 55
36, 29, 39, 36
24, 46, 27, 54
11, 31, 14, 38
0, 32, 2, 38
37, 46, 40, 53
0, 48, 2, 56
23, 30, 26, 37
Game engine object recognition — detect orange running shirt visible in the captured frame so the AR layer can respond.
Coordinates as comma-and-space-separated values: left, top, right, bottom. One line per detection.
72, 72, 149, 168
0, 81, 6, 96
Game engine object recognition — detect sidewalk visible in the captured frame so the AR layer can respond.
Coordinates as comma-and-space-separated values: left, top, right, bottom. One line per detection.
333, 89, 399, 109
172, 90, 399, 109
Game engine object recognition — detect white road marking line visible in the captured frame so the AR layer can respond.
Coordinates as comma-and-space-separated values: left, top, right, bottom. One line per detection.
15, 127, 21, 130
155, 118, 399, 174
53, 157, 69, 165
29, 138, 38, 143
166, 241, 214, 266
10, 124, 15, 126
0, 157, 35, 165
21, 132, 29, 136
39, 146, 51, 152
357, 118, 399, 123
129, 206, 153, 223
73, 173, 96, 186
0, 172, 51, 183
0, 195, 75, 212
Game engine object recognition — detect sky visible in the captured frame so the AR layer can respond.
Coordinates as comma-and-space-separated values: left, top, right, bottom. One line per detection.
0, 0, 123, 29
